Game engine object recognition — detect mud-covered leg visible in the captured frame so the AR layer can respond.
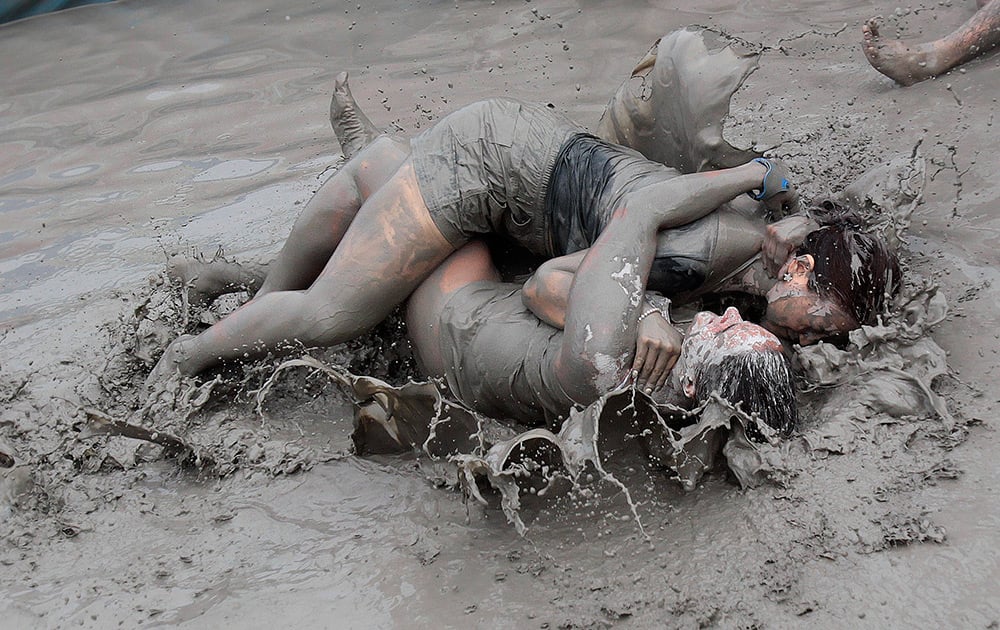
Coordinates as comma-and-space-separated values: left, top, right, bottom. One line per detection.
257, 135, 410, 295
197, 77, 391, 298
151, 160, 456, 379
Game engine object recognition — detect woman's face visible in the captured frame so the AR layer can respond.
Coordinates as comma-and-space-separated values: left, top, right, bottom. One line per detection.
763, 255, 858, 346
675, 307, 783, 398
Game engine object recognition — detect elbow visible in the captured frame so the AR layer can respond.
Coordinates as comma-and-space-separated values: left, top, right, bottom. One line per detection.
556, 349, 631, 407
522, 273, 540, 309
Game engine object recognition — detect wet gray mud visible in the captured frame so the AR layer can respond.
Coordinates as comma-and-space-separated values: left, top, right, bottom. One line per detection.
1, 1, 998, 628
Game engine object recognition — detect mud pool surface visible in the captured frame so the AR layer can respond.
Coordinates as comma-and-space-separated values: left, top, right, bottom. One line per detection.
1, 0, 999, 628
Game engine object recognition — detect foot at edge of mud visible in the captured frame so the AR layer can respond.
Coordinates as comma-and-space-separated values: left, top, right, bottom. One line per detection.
144, 334, 195, 395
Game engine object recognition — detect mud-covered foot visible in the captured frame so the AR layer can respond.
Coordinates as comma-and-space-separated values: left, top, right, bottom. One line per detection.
167, 254, 264, 311
330, 71, 379, 159
862, 18, 941, 86
144, 334, 194, 394
167, 256, 221, 310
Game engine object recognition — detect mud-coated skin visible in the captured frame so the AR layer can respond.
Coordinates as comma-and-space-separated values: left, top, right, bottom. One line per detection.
153, 110, 778, 379
411, 277, 781, 427
407, 161, 774, 413
546, 134, 707, 295
862, 0, 1000, 86
546, 134, 682, 256
150, 30, 789, 380
414, 108, 764, 298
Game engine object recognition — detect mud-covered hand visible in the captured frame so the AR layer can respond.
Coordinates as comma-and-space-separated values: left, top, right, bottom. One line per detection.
763, 214, 821, 277
632, 311, 682, 393
749, 158, 800, 215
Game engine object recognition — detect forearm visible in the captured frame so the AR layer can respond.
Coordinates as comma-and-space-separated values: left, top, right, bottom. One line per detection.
523, 255, 664, 331
555, 207, 661, 402
527, 272, 664, 333
624, 161, 768, 229
522, 250, 586, 328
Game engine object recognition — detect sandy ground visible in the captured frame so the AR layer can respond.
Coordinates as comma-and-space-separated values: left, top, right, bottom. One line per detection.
1, 0, 998, 628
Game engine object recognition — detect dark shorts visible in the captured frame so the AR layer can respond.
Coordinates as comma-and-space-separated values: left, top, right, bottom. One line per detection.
544, 134, 709, 296
410, 98, 582, 257
436, 281, 578, 427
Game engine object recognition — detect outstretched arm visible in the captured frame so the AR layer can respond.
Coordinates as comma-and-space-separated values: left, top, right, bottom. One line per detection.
625, 157, 797, 221
525, 158, 795, 326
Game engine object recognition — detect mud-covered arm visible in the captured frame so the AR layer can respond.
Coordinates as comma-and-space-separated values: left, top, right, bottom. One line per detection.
762, 214, 820, 276
523, 251, 670, 332
524, 249, 681, 392
624, 158, 796, 222
554, 161, 776, 404
526, 160, 783, 327
522, 250, 585, 329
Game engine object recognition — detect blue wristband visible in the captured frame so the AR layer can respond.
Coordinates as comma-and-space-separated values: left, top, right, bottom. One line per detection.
748, 157, 789, 201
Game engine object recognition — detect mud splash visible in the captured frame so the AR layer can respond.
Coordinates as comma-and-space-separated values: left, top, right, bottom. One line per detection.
2, 0, 998, 627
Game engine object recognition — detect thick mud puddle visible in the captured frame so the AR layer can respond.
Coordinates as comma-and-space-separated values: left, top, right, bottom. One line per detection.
2, 0, 998, 627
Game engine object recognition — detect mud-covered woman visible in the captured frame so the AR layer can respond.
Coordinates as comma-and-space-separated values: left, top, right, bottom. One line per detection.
150, 30, 899, 383
174, 212, 800, 438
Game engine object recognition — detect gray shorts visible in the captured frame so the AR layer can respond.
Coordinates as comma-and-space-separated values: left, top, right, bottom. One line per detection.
410, 98, 582, 257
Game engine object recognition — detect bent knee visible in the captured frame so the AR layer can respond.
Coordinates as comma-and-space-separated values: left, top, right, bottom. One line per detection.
372, 134, 410, 157
351, 137, 411, 196
362, 136, 411, 168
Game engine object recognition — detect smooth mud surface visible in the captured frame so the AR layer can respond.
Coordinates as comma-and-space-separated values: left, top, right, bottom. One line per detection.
2, 1, 999, 628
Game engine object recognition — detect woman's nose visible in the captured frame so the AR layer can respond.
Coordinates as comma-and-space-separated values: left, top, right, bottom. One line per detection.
720, 306, 741, 324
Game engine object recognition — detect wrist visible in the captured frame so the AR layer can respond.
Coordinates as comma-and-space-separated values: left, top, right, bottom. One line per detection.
747, 157, 771, 200
797, 210, 821, 233
637, 308, 660, 323
640, 292, 672, 323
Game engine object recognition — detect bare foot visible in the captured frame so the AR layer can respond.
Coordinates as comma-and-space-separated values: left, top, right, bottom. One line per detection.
145, 334, 194, 392
167, 255, 222, 310
329, 71, 379, 159
862, 17, 941, 86
167, 254, 265, 310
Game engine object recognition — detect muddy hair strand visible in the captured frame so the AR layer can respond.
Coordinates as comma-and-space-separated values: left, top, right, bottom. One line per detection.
694, 350, 798, 442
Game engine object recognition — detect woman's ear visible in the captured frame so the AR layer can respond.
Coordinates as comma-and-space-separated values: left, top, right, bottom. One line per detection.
789, 254, 814, 276
682, 374, 696, 399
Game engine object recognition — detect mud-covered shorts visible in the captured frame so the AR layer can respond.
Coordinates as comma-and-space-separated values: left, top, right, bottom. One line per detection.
435, 281, 578, 427
410, 98, 582, 257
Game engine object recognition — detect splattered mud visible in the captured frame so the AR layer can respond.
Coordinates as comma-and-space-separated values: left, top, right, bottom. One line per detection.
1, 0, 998, 628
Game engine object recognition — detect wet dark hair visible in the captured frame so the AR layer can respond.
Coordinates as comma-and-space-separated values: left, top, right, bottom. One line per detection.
694, 350, 798, 441
796, 200, 901, 326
